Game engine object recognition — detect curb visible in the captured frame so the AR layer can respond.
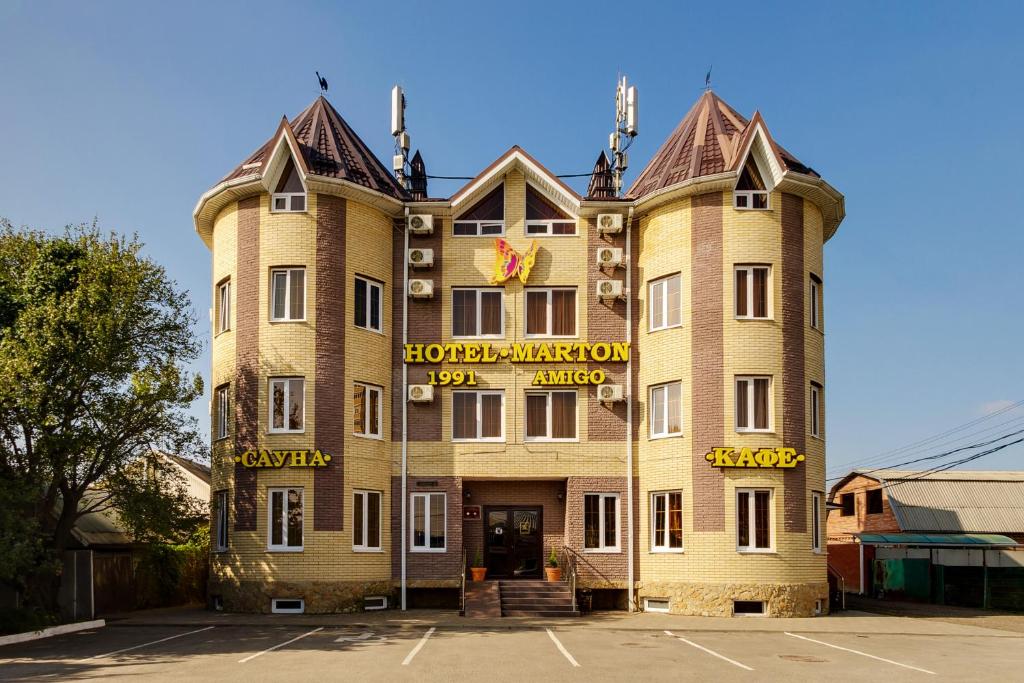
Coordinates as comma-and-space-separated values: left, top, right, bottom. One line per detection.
0, 619, 105, 647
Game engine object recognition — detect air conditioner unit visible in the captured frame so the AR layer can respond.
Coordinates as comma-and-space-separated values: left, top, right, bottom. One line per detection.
596, 279, 624, 300
408, 214, 434, 235
598, 384, 624, 402
408, 384, 434, 402
597, 213, 623, 234
408, 279, 434, 298
596, 247, 623, 268
408, 248, 434, 268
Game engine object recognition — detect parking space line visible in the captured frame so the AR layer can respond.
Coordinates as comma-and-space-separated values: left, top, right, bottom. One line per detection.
664, 630, 753, 671
784, 632, 936, 675
84, 626, 215, 660
401, 626, 436, 666
545, 628, 580, 667
238, 627, 323, 663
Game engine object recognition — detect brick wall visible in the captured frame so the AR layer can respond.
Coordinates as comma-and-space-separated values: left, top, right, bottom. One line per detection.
234, 196, 260, 531
461, 480, 566, 568
826, 474, 900, 538
781, 192, 807, 533
586, 215, 628, 439
391, 476, 463, 582
565, 476, 629, 585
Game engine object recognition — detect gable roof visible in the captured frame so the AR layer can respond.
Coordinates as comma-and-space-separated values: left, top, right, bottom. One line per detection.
450, 146, 580, 216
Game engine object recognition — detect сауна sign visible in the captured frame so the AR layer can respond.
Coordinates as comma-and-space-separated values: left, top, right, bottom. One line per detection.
233, 449, 333, 468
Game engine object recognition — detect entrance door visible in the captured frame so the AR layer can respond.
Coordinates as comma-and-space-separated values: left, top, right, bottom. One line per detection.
484, 507, 543, 578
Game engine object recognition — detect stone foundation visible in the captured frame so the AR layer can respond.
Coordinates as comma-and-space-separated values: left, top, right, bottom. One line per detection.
637, 581, 828, 617
210, 578, 396, 614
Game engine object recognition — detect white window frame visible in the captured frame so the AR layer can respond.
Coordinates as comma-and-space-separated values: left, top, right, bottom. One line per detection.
733, 190, 770, 210
268, 377, 304, 434
583, 492, 620, 552
216, 279, 231, 334
353, 490, 382, 552
451, 390, 505, 442
734, 265, 772, 320
452, 219, 505, 237
810, 383, 822, 439
214, 489, 228, 552
735, 375, 772, 433
811, 491, 822, 554
648, 274, 682, 332
215, 385, 230, 440
267, 487, 304, 552
524, 390, 578, 442
451, 288, 505, 339
270, 192, 307, 213
736, 488, 774, 553
271, 598, 305, 613
525, 219, 577, 236
524, 287, 578, 338
649, 382, 682, 439
354, 382, 383, 440
354, 275, 383, 334
269, 267, 306, 322
810, 275, 821, 330
410, 492, 447, 552
650, 491, 684, 553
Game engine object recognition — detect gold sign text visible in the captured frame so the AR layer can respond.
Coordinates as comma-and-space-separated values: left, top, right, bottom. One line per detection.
705, 447, 805, 469
233, 449, 333, 468
404, 342, 629, 364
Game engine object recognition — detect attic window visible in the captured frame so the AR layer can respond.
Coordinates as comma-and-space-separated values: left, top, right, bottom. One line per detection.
734, 157, 769, 210
525, 184, 575, 236
271, 157, 306, 213
866, 489, 883, 515
454, 185, 504, 236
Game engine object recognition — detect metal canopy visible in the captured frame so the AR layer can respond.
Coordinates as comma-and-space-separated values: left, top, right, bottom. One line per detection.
856, 532, 1019, 547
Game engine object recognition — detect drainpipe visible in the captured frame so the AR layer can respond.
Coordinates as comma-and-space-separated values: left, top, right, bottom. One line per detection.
625, 204, 635, 612
401, 206, 410, 611
858, 542, 865, 595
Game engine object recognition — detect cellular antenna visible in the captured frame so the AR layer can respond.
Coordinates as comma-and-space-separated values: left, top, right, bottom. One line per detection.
391, 85, 411, 189
609, 75, 639, 197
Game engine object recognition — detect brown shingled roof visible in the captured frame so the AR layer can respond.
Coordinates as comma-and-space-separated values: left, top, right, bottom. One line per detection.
222, 96, 406, 199
627, 90, 817, 199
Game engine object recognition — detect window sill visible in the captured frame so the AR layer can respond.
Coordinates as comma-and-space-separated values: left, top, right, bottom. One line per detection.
355, 326, 385, 336
733, 207, 772, 212
736, 549, 776, 555
213, 548, 228, 554
451, 335, 506, 341
269, 318, 308, 324
452, 233, 505, 238
648, 324, 683, 333
214, 329, 231, 338
452, 438, 507, 444
649, 432, 684, 441
810, 434, 824, 442
353, 547, 384, 553
734, 317, 774, 322
268, 429, 306, 435
353, 433, 384, 441
810, 325, 824, 336
267, 547, 305, 553
523, 334, 581, 340
735, 429, 775, 435
583, 548, 621, 554
525, 438, 580, 444
213, 436, 230, 443
650, 548, 685, 554
525, 233, 580, 238
410, 548, 447, 554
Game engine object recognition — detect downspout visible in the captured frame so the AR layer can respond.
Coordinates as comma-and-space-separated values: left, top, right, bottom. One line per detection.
401, 206, 410, 611
625, 204, 635, 612
858, 542, 865, 595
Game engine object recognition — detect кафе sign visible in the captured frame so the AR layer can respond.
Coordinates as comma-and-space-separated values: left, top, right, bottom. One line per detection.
704, 447, 805, 468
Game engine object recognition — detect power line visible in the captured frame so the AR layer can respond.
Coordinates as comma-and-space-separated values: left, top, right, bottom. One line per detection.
425, 171, 595, 181
880, 437, 1024, 494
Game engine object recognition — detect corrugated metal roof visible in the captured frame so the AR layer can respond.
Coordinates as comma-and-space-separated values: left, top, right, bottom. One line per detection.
877, 470, 1024, 533
857, 532, 1019, 546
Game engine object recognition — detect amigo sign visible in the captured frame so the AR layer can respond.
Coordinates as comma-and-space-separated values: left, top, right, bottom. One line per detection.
705, 447, 805, 469
233, 449, 333, 468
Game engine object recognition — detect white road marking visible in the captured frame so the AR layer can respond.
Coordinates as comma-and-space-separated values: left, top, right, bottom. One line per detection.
545, 628, 580, 667
401, 626, 436, 666
84, 626, 215, 660
784, 632, 936, 675
238, 627, 323, 663
335, 631, 385, 644
664, 630, 754, 671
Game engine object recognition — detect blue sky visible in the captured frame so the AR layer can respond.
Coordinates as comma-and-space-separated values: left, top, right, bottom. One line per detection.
1, 0, 1021, 475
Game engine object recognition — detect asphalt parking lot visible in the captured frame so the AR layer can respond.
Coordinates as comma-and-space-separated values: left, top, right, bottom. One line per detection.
2, 610, 1023, 682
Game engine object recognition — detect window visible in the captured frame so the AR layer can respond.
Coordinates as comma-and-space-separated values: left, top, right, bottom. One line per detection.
215, 384, 230, 440
453, 220, 504, 236
810, 274, 822, 330
354, 276, 383, 333
453, 185, 504, 236
525, 391, 577, 441
811, 491, 822, 553
268, 487, 303, 551
270, 156, 306, 213
810, 382, 822, 438
452, 391, 504, 441
649, 274, 682, 331
840, 492, 855, 517
216, 279, 231, 334
214, 490, 228, 552
452, 288, 504, 338
353, 490, 382, 551
270, 268, 306, 321
525, 184, 576, 235
269, 378, 304, 433
737, 488, 772, 552
525, 288, 577, 337
651, 491, 683, 552
526, 220, 576, 235
735, 265, 770, 319
354, 382, 382, 439
734, 156, 769, 210
649, 383, 682, 438
271, 598, 305, 614
866, 489, 884, 515
735, 376, 771, 432
411, 492, 446, 551
584, 493, 620, 551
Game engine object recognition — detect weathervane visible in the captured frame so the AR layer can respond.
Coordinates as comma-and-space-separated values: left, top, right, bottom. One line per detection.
316, 71, 328, 94
705, 65, 712, 91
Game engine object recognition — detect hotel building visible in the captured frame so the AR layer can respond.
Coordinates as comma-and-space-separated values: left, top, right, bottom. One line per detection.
195, 87, 845, 616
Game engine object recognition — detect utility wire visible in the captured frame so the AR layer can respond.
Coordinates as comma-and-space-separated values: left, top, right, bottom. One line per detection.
425, 171, 596, 180
879, 437, 1024, 494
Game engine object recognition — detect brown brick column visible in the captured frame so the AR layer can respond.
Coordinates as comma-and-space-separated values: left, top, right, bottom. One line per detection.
691, 192, 725, 532
314, 194, 346, 531
781, 193, 807, 533
234, 196, 260, 531
587, 216, 628, 439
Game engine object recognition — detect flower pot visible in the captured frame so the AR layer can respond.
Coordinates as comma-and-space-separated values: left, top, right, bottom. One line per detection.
470, 567, 487, 582
544, 567, 562, 582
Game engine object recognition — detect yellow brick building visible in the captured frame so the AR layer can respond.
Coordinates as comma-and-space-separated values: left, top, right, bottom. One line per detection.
194, 89, 844, 616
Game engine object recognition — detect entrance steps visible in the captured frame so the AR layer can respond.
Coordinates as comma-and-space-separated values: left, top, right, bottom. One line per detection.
463, 581, 501, 618
499, 580, 579, 617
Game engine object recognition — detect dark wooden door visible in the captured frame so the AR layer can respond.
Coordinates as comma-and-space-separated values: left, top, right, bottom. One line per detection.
484, 507, 542, 578
93, 552, 135, 615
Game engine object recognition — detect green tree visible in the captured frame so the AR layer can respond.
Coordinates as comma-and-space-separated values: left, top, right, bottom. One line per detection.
0, 219, 206, 599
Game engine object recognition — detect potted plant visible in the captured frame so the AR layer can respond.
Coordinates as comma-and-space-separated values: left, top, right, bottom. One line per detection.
469, 550, 487, 582
544, 548, 562, 582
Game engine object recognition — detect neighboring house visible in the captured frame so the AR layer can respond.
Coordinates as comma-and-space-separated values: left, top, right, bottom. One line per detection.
827, 470, 1024, 610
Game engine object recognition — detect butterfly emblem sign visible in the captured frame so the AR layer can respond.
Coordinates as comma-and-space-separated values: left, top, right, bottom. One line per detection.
490, 239, 539, 285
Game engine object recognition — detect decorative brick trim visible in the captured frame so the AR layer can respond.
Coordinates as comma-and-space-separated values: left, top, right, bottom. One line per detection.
314, 194, 346, 531
782, 192, 807, 533
234, 196, 260, 531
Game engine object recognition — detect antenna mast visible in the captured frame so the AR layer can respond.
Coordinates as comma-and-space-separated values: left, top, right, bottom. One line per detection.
391, 85, 411, 190
610, 75, 639, 197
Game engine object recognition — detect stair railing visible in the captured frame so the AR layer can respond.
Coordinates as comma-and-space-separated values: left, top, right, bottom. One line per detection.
460, 547, 467, 614
827, 562, 846, 610
560, 546, 578, 613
